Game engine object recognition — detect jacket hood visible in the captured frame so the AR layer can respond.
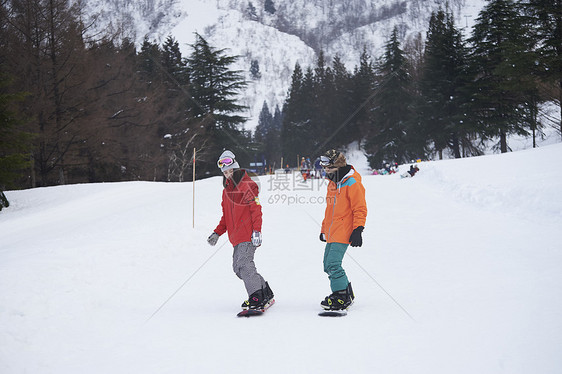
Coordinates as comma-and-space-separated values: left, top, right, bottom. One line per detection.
327, 165, 361, 186
327, 164, 351, 184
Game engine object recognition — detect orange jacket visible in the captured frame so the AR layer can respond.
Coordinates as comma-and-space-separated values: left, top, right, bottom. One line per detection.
321, 166, 367, 243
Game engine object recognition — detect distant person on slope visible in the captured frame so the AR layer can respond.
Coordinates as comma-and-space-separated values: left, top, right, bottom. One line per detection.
207, 150, 274, 311
401, 164, 419, 178
313, 157, 322, 178
318, 149, 367, 311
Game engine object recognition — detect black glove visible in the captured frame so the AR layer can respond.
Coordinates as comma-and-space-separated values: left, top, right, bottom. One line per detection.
349, 226, 364, 247
319, 233, 326, 242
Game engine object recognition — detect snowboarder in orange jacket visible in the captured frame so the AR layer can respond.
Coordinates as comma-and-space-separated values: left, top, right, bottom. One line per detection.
319, 150, 367, 311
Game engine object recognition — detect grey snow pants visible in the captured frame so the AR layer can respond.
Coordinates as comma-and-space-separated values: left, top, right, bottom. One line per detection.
232, 241, 266, 296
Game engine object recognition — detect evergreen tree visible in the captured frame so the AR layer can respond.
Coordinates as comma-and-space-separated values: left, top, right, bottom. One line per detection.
417, 7, 472, 159
271, 104, 284, 168
281, 62, 313, 166
255, 101, 273, 144
330, 55, 354, 147
0, 73, 33, 193
273, 104, 283, 134
186, 33, 248, 176
351, 48, 377, 143
468, 0, 534, 153
161, 35, 188, 85
264, 0, 276, 14
158, 36, 202, 182
250, 59, 262, 79
310, 51, 336, 151
366, 27, 414, 167
138, 37, 162, 82
519, 0, 562, 140
247, 2, 258, 21
254, 101, 281, 170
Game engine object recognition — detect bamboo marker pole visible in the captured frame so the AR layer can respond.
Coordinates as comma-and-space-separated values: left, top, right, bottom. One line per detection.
192, 148, 196, 228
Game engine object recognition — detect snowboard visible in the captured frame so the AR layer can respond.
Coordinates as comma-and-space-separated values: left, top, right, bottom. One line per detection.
237, 299, 275, 317
318, 310, 347, 317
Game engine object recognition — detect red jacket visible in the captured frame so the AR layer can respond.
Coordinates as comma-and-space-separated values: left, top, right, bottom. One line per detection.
214, 170, 262, 246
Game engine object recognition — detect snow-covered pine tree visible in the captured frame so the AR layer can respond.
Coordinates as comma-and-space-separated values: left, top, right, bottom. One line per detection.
468, 0, 534, 153
161, 35, 188, 85
281, 62, 315, 166
250, 59, 262, 79
247, 2, 258, 20
138, 37, 162, 81
255, 101, 273, 144
417, 7, 471, 159
366, 27, 414, 167
351, 48, 376, 144
264, 0, 276, 14
518, 0, 562, 142
254, 101, 281, 170
186, 33, 249, 175
327, 55, 354, 148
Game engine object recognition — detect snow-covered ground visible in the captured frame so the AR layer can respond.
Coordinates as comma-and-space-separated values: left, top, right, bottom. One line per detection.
1, 143, 562, 373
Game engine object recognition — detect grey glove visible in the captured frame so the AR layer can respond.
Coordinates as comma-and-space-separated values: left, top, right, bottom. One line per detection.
251, 231, 262, 247
207, 232, 219, 246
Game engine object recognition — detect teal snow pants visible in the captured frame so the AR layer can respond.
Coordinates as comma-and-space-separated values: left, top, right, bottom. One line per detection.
323, 242, 350, 292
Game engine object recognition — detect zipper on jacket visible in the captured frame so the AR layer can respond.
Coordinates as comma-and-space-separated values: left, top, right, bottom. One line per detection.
326, 169, 353, 241
326, 187, 337, 241
227, 179, 238, 231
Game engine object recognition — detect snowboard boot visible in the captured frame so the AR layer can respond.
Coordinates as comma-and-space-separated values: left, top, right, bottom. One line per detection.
347, 282, 355, 302
263, 281, 274, 305
241, 282, 275, 310
321, 282, 354, 311
247, 288, 265, 310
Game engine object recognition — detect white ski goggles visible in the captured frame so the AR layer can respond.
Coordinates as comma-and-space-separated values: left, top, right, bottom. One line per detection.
217, 157, 235, 169
319, 155, 333, 167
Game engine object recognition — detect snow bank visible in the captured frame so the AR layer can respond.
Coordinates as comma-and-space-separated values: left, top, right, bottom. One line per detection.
416, 143, 562, 223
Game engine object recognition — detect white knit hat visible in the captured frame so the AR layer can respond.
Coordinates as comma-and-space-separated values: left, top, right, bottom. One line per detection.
217, 150, 240, 172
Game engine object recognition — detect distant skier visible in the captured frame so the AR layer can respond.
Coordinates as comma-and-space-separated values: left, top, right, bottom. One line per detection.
401, 164, 419, 178
313, 157, 322, 178
318, 149, 367, 312
300, 157, 312, 181
0, 190, 9, 211
207, 150, 274, 311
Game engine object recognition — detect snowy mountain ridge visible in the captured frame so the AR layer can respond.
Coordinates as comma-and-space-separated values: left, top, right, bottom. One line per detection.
81, 0, 487, 130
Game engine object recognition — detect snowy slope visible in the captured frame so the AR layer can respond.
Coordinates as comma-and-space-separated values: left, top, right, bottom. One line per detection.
1, 144, 562, 373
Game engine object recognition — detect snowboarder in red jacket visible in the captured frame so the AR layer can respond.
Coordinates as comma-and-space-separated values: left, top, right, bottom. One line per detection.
207, 150, 274, 311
